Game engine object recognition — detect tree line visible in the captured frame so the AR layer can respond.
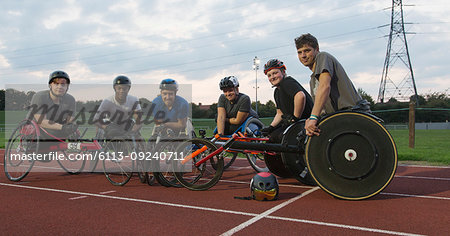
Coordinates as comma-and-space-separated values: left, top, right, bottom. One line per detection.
1, 89, 449, 123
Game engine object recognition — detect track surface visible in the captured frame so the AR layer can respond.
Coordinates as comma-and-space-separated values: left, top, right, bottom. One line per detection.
1, 150, 449, 235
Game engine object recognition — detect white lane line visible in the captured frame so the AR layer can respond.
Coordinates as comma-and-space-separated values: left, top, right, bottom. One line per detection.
214, 179, 450, 201
69, 190, 116, 200
398, 164, 450, 169
99, 190, 116, 194
266, 215, 425, 236
395, 175, 450, 181
380, 192, 450, 200
0, 183, 429, 236
69, 196, 88, 200
0, 182, 256, 217
220, 187, 320, 236
227, 166, 252, 170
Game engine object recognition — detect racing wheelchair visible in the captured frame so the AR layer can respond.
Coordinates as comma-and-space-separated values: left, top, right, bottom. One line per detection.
172, 111, 398, 200
4, 119, 98, 181
89, 123, 149, 186
200, 116, 269, 173
144, 118, 196, 187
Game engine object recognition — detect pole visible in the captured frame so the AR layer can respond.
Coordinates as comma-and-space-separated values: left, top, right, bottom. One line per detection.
253, 56, 260, 115
255, 69, 258, 114
408, 101, 415, 148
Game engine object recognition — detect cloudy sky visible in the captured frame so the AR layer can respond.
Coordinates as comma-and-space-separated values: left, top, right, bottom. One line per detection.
1, 0, 449, 104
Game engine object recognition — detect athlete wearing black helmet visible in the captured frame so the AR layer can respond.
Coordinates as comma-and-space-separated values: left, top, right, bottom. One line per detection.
28, 70, 76, 134
26, 71, 77, 159
113, 75, 131, 87
216, 76, 258, 135
93, 75, 142, 138
49, 70, 70, 84
151, 79, 189, 135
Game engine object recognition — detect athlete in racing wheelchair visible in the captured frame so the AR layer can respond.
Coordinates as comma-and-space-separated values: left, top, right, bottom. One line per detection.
146, 79, 191, 187
210, 76, 267, 172
260, 59, 314, 179
92, 75, 144, 186
4, 71, 83, 181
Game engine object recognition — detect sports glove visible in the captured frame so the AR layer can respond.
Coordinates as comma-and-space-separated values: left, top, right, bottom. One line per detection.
260, 125, 275, 136
104, 123, 123, 138
62, 123, 78, 135
281, 115, 300, 126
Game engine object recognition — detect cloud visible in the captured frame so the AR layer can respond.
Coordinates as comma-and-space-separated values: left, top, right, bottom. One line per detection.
1, 0, 450, 105
7, 10, 22, 16
0, 54, 11, 68
42, 0, 82, 29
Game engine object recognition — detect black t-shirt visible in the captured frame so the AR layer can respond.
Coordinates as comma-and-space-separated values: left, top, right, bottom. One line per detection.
274, 76, 313, 119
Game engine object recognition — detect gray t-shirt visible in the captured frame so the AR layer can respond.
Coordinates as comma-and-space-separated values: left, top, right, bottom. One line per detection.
27, 90, 76, 137
28, 90, 76, 124
93, 94, 141, 125
218, 93, 258, 119
310, 51, 362, 114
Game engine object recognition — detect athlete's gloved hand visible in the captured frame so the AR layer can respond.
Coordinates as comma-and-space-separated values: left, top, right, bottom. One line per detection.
281, 115, 300, 126
62, 123, 78, 135
104, 123, 122, 138
260, 125, 275, 136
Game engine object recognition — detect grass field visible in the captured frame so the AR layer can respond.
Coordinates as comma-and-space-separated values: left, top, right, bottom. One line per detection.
1, 116, 449, 166
389, 129, 450, 165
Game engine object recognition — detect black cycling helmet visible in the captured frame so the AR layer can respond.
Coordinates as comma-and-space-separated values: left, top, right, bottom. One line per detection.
160, 78, 178, 91
49, 70, 70, 84
250, 172, 279, 201
113, 75, 131, 87
264, 59, 286, 75
219, 76, 239, 90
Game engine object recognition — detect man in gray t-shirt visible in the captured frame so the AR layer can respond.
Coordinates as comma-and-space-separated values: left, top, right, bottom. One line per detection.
295, 33, 369, 136
217, 76, 258, 135
28, 70, 77, 138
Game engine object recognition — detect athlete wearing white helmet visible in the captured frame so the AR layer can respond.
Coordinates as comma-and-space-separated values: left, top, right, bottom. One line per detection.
217, 76, 258, 135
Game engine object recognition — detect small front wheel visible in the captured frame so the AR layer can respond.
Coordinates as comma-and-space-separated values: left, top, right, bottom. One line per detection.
4, 120, 38, 181
173, 138, 223, 191
102, 139, 134, 186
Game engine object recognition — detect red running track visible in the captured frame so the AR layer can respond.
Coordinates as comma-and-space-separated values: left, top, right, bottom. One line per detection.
1, 150, 449, 235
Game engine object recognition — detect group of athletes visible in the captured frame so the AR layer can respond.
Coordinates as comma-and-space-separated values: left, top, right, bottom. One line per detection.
217, 34, 370, 139
27, 33, 370, 169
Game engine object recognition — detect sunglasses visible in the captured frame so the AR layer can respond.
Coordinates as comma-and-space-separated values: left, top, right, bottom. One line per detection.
252, 188, 278, 201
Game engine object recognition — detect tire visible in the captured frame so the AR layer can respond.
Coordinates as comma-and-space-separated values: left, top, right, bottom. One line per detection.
152, 141, 183, 188
210, 150, 237, 170
146, 172, 156, 186
263, 153, 293, 178
281, 121, 316, 185
305, 112, 398, 200
57, 130, 86, 174
173, 138, 224, 191
4, 120, 38, 181
102, 139, 134, 186
136, 159, 147, 183
135, 140, 148, 184
86, 130, 105, 173
223, 151, 238, 170
243, 117, 269, 173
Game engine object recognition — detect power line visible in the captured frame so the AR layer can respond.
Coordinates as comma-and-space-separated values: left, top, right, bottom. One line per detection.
0, 6, 388, 76
1, 0, 373, 60
0, 24, 387, 77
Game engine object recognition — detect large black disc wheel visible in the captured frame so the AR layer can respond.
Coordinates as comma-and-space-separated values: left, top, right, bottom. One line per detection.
305, 112, 397, 200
